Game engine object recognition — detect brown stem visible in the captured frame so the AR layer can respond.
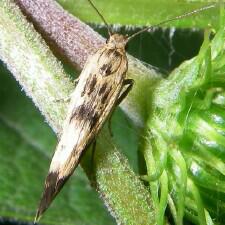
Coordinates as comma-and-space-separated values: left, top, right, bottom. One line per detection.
15, 0, 104, 70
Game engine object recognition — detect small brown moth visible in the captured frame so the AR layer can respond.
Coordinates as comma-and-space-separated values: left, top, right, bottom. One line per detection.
34, 1, 216, 222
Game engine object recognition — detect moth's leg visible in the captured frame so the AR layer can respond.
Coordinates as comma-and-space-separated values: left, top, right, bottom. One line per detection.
91, 139, 97, 167
117, 79, 134, 105
90, 140, 97, 185
108, 115, 114, 137
107, 79, 134, 137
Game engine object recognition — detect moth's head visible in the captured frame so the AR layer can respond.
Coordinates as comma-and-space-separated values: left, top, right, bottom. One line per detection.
106, 33, 128, 49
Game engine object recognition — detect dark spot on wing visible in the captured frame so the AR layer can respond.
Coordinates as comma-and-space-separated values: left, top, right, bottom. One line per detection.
69, 103, 102, 130
90, 112, 99, 129
106, 49, 114, 57
70, 104, 100, 130
70, 104, 94, 122
99, 83, 107, 95
87, 76, 97, 95
99, 83, 112, 104
81, 76, 97, 97
81, 82, 88, 97
106, 65, 112, 75
75, 105, 87, 119
101, 88, 111, 104
100, 64, 107, 71
100, 64, 112, 76
114, 50, 121, 57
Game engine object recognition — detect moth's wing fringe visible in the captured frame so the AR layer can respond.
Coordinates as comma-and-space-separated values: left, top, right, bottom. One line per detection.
34, 171, 70, 222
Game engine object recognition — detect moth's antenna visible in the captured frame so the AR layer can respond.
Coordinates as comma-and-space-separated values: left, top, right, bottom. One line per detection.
87, 0, 112, 36
128, 4, 216, 42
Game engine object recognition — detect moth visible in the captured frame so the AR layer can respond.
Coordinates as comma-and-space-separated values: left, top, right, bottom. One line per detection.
34, 0, 216, 222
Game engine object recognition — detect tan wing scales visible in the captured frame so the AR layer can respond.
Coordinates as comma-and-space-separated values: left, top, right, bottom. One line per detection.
35, 34, 128, 221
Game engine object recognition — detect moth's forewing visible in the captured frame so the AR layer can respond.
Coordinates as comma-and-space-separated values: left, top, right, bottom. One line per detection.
35, 34, 128, 220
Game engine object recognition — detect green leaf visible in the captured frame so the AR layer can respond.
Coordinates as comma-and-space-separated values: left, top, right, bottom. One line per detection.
57, 0, 219, 28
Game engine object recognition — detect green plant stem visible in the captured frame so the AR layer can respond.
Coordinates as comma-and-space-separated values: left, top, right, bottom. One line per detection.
0, 0, 158, 224
0, 0, 73, 134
